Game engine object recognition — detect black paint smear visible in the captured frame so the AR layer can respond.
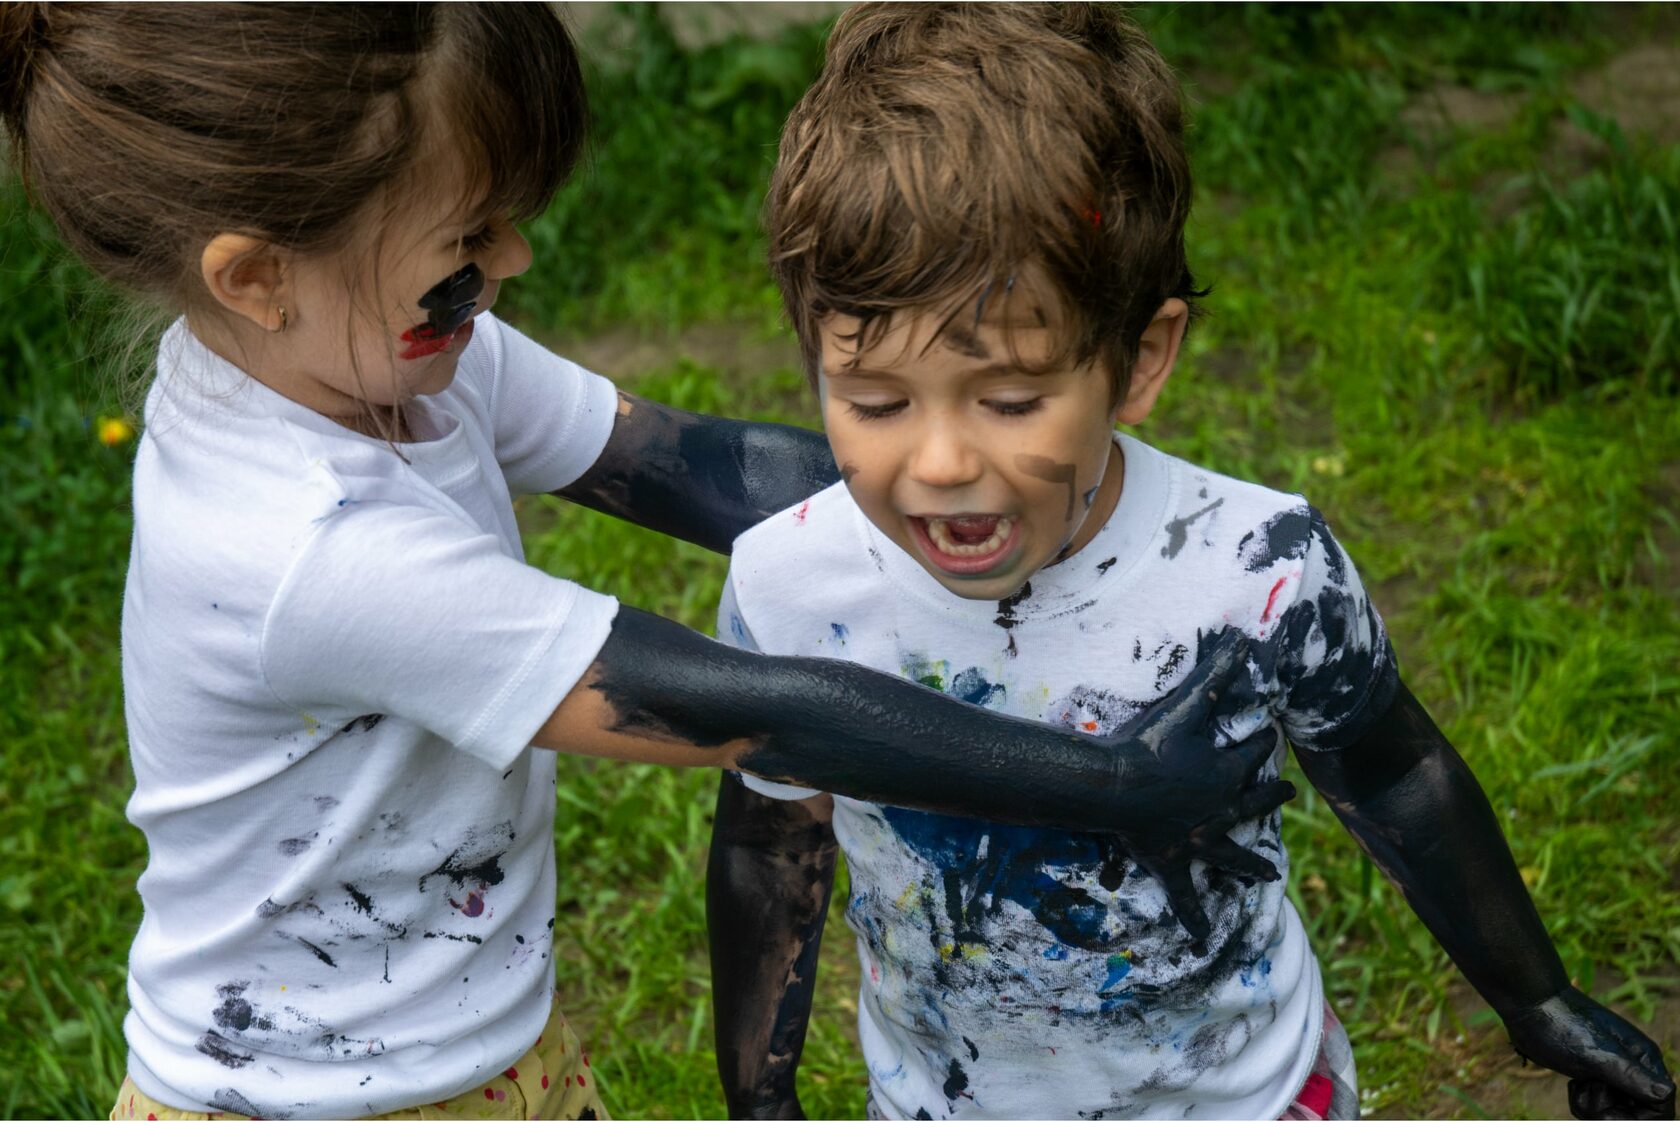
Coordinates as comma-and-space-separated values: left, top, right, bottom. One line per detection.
1015, 454, 1078, 520
291, 936, 337, 968
276, 835, 313, 857
312, 795, 339, 812
580, 1111, 599, 1121
558, 391, 838, 556
208, 1089, 266, 1117
196, 1031, 255, 1069
963, 1035, 979, 1062
1236, 506, 1344, 585
840, 461, 860, 485
212, 982, 274, 1033
339, 713, 384, 735
1097, 556, 1117, 576
411, 263, 484, 342
419, 822, 512, 895
994, 581, 1033, 630
915, 1111, 934, 1120
423, 930, 484, 944
1161, 498, 1224, 560
1004, 632, 1018, 659
943, 1057, 970, 1100
342, 883, 375, 917
1152, 643, 1190, 691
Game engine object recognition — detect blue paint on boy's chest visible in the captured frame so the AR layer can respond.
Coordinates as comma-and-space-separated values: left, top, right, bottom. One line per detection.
877, 804, 1130, 951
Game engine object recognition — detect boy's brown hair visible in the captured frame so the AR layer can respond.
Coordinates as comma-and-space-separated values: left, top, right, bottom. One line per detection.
766, 3, 1201, 400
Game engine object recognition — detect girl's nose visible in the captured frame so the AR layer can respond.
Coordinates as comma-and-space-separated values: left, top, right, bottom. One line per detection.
488, 223, 533, 281
907, 418, 984, 489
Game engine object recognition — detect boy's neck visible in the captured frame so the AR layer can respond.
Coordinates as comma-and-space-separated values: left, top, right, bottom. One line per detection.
1044, 439, 1125, 571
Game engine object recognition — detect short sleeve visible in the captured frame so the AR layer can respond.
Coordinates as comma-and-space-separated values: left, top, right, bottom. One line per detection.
262, 502, 618, 770
477, 316, 620, 497
717, 569, 824, 802
1257, 506, 1399, 750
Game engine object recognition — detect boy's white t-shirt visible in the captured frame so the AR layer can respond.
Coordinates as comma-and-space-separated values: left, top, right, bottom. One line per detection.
720, 432, 1397, 1121
121, 314, 620, 1118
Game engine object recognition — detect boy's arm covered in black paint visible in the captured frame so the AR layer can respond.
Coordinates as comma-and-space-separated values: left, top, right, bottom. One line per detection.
708, 776, 836, 1120
557, 391, 839, 555
537, 607, 1292, 938
1296, 680, 1675, 1121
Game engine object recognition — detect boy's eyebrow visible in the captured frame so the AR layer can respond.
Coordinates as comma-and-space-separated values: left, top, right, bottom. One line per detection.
829, 361, 1058, 380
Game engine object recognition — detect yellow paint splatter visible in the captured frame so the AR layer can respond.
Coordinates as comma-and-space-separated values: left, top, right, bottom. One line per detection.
301, 713, 320, 737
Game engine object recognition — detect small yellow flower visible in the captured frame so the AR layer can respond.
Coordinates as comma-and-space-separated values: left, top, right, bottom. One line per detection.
1310, 454, 1346, 477
97, 416, 136, 446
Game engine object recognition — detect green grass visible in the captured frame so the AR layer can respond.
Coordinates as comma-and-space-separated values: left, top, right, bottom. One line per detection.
3, 4, 1678, 1118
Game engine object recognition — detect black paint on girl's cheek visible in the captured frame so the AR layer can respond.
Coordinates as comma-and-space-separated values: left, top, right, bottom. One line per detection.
1015, 454, 1078, 521
412, 263, 485, 342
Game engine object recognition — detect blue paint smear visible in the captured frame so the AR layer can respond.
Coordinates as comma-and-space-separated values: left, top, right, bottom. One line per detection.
1043, 943, 1069, 961
729, 614, 748, 644
1101, 953, 1132, 993
831, 622, 849, 643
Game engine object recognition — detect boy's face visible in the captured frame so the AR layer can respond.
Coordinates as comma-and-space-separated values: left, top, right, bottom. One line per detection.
819, 292, 1183, 602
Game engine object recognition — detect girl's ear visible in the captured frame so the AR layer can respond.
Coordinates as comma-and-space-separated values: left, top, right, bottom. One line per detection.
200, 234, 289, 332
1115, 298, 1188, 426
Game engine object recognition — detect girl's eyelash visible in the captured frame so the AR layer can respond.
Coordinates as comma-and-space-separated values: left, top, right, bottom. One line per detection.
986, 398, 1044, 416
460, 223, 499, 253
846, 400, 907, 421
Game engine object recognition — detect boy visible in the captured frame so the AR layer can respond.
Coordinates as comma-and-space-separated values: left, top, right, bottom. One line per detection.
707, 5, 1674, 1121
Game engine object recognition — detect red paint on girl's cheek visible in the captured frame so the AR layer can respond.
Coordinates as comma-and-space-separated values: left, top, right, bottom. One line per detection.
400, 325, 458, 360
1260, 576, 1287, 623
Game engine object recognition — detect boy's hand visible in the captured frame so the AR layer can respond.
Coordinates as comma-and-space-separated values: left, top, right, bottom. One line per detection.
1103, 630, 1294, 941
1504, 988, 1675, 1120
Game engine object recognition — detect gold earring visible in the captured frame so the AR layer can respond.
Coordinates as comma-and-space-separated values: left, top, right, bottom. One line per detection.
275, 307, 289, 334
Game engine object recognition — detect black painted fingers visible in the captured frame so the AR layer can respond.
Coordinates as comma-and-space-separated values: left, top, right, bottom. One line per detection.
1505, 989, 1676, 1120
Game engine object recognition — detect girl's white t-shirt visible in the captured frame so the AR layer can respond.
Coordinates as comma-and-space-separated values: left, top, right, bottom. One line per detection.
719, 433, 1398, 1120
121, 315, 619, 1118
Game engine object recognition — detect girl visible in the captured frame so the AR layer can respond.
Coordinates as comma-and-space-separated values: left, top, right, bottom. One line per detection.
1, 6, 1290, 1119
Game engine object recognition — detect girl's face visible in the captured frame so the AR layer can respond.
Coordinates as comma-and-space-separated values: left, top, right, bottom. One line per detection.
264, 175, 534, 425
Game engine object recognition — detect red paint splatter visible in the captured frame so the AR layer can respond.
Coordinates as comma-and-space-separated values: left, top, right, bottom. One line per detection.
565, 1076, 573, 1087
450, 889, 486, 917
578, 1074, 587, 1087
1081, 720, 1098, 732
485, 1089, 496, 1101
541, 1075, 550, 1090
582, 1053, 590, 1068
1080, 204, 1103, 228
1294, 1073, 1334, 1116
505, 1067, 519, 1080
147, 1115, 158, 1120
1260, 576, 1287, 623
793, 500, 810, 525
870, 962, 880, 984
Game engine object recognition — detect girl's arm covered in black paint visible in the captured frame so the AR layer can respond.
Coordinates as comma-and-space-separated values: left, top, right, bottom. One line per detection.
557, 392, 839, 555
536, 607, 1293, 938
1296, 680, 1675, 1121
707, 776, 836, 1120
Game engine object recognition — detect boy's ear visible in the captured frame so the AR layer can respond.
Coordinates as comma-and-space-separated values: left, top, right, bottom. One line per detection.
200, 234, 290, 333
1115, 298, 1189, 426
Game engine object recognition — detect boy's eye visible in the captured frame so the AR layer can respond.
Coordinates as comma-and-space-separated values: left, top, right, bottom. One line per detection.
460, 222, 500, 253
845, 399, 908, 421
984, 397, 1044, 417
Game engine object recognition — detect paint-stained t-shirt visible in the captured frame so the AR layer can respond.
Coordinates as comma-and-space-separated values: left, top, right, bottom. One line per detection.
719, 431, 1397, 1121
120, 316, 619, 1119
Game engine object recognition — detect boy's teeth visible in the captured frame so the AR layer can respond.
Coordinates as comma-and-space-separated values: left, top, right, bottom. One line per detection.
926, 515, 1015, 556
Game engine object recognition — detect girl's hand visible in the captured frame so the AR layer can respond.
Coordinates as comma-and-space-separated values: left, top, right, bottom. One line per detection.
1096, 629, 1293, 941
1505, 988, 1675, 1120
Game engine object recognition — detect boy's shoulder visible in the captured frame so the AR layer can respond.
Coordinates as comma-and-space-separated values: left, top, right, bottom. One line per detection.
730, 479, 865, 590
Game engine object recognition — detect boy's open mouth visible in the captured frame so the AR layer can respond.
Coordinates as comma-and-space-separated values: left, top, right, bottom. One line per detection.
909, 514, 1021, 575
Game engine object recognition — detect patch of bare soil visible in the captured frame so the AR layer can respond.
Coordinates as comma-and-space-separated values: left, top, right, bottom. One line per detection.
553, 322, 805, 384
1378, 41, 1680, 196
1634, 462, 1680, 606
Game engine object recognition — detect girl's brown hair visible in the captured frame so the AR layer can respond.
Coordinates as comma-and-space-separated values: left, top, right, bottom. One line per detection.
766, 3, 1201, 400
1, 2, 584, 314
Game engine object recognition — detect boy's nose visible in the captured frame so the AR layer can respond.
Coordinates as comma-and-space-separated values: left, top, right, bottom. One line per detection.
906, 419, 984, 489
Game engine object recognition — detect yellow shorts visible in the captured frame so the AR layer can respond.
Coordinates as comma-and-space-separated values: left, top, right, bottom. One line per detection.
111, 994, 608, 1121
